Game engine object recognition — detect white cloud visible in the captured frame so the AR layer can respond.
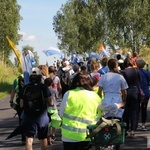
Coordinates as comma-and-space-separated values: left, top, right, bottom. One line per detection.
18, 31, 36, 41
18, 31, 26, 37
25, 35, 36, 41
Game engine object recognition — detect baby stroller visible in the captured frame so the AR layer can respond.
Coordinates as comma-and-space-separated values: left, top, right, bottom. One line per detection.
87, 117, 126, 150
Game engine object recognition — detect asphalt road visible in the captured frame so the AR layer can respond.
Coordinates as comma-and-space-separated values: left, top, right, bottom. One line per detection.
1, 96, 150, 150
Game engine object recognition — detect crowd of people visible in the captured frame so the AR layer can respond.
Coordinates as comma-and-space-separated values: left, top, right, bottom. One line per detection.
9, 51, 150, 150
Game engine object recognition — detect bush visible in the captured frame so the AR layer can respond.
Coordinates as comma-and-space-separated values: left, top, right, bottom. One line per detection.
0, 61, 18, 99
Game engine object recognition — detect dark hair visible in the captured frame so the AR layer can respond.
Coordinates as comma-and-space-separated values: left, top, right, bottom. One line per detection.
108, 59, 118, 70
29, 74, 42, 83
48, 66, 55, 73
70, 72, 93, 91
44, 77, 53, 86
81, 65, 87, 71
116, 54, 121, 60
72, 64, 79, 72
101, 57, 108, 67
123, 58, 134, 68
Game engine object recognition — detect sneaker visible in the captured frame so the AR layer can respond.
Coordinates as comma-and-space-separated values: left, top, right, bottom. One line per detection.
141, 126, 147, 131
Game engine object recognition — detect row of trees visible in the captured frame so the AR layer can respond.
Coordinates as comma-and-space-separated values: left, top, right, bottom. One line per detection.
53, 0, 150, 54
0, 0, 21, 63
0, 1, 39, 66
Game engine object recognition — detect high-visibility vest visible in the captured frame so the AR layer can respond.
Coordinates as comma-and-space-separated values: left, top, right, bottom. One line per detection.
61, 87, 102, 141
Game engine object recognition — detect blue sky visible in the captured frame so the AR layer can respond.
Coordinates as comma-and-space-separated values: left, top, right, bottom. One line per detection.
16, 0, 67, 65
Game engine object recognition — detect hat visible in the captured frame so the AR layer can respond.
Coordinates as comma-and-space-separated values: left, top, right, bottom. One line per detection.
136, 59, 146, 68
93, 74, 100, 81
31, 67, 41, 75
77, 58, 84, 63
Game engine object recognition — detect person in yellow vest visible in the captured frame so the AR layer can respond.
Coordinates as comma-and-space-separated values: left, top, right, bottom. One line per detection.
59, 72, 102, 150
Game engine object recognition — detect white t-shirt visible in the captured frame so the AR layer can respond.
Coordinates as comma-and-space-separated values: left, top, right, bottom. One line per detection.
98, 72, 128, 118
52, 76, 60, 92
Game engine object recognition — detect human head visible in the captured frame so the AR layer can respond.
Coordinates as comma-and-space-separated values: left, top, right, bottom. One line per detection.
77, 58, 84, 67
30, 68, 42, 83
38, 65, 48, 76
126, 51, 132, 58
136, 59, 146, 68
123, 58, 134, 68
80, 65, 87, 74
92, 74, 100, 87
70, 72, 93, 91
90, 59, 99, 72
63, 60, 70, 67
108, 59, 118, 72
72, 64, 79, 73
101, 57, 108, 67
44, 77, 53, 87
133, 51, 138, 57
48, 66, 55, 73
116, 54, 121, 60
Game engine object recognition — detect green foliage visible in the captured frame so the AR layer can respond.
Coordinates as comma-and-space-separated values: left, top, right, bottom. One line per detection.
0, 0, 22, 62
0, 61, 18, 99
53, 0, 150, 54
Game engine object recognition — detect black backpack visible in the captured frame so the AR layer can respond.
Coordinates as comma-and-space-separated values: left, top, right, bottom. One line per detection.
23, 83, 46, 116
60, 68, 71, 86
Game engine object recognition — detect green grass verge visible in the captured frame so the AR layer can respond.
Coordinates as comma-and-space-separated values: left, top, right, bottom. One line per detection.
0, 62, 18, 99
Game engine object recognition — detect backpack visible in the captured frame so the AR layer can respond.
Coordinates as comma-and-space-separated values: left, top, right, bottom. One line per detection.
23, 83, 46, 116
51, 76, 56, 89
60, 68, 71, 85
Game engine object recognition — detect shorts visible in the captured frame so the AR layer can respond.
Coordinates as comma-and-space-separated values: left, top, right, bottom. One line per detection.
21, 111, 49, 140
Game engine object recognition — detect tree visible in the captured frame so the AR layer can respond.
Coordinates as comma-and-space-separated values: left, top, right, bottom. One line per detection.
22, 45, 39, 66
53, 0, 150, 54
0, 0, 22, 63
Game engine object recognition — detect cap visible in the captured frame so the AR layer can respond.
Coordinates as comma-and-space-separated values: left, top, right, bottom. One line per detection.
31, 67, 41, 75
77, 58, 84, 63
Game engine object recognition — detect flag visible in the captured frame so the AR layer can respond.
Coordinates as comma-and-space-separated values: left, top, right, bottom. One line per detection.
6, 36, 22, 73
22, 50, 36, 85
98, 44, 105, 53
101, 48, 110, 57
43, 47, 63, 58
89, 52, 101, 60
26, 50, 36, 68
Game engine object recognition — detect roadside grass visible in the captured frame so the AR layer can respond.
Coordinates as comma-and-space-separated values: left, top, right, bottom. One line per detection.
0, 62, 17, 99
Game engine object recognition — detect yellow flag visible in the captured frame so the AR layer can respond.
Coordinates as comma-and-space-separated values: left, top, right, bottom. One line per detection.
6, 36, 22, 73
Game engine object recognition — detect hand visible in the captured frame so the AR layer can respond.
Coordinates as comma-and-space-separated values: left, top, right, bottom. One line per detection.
117, 102, 125, 108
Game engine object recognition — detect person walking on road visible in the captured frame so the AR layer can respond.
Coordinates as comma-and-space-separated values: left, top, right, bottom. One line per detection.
9, 74, 26, 145
19, 69, 52, 150
59, 72, 102, 150
136, 59, 150, 131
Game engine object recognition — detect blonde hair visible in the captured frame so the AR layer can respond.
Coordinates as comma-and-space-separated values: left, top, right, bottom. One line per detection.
90, 59, 99, 71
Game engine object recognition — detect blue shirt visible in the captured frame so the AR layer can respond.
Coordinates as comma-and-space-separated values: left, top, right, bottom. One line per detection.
138, 68, 150, 97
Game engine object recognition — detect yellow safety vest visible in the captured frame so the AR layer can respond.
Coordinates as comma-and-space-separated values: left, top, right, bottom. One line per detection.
61, 87, 102, 141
